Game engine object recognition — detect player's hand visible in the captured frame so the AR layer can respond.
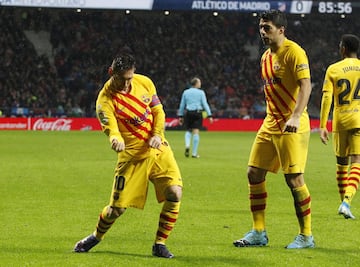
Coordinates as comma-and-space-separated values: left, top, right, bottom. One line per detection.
209, 117, 214, 124
111, 138, 125, 152
178, 117, 184, 126
319, 128, 329, 145
284, 117, 299, 133
148, 135, 162, 150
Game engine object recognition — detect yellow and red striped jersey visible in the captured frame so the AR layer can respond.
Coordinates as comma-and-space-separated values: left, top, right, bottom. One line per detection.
96, 73, 165, 160
321, 58, 360, 131
260, 38, 311, 134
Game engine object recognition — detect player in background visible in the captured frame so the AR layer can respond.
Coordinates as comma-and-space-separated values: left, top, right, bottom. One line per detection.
319, 34, 360, 219
178, 77, 213, 158
73, 50, 183, 258
233, 10, 315, 249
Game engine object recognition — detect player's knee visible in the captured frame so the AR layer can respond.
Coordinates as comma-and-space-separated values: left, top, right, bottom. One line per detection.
337, 156, 349, 165
247, 166, 266, 184
285, 173, 304, 188
165, 185, 182, 202
247, 167, 257, 181
104, 206, 126, 219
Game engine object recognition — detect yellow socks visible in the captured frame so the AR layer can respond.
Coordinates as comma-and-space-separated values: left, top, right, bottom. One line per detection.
336, 164, 349, 201
249, 181, 267, 231
94, 206, 116, 240
292, 184, 312, 236
343, 163, 360, 204
155, 200, 180, 244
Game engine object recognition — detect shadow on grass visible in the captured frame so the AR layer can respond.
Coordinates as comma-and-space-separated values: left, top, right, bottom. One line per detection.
2, 245, 360, 266
81, 250, 259, 266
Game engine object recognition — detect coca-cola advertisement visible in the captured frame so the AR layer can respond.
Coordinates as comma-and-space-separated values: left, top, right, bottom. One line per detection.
31, 118, 102, 131
0, 118, 102, 131
32, 118, 73, 131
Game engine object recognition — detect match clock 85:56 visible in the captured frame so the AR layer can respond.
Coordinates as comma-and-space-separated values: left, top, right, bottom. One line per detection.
318, 2, 353, 13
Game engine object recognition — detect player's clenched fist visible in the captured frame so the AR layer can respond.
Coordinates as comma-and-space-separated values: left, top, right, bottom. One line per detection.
111, 138, 125, 152
148, 135, 162, 149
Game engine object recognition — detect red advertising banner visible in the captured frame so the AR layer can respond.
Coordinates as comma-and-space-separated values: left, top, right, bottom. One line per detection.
164, 118, 263, 131
0, 118, 102, 131
165, 118, 331, 132
0, 117, 29, 130
0, 117, 331, 132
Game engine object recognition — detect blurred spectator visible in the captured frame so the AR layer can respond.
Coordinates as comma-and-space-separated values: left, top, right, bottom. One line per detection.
0, 8, 359, 119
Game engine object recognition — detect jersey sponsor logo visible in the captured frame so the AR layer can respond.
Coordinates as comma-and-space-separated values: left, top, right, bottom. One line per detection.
124, 108, 151, 126
262, 77, 281, 86
296, 63, 309, 72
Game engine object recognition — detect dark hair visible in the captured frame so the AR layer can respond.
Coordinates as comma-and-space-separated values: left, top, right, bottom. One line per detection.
341, 34, 360, 54
111, 50, 136, 73
260, 10, 287, 29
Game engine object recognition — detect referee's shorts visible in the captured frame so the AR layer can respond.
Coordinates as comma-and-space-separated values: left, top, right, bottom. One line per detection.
184, 110, 203, 130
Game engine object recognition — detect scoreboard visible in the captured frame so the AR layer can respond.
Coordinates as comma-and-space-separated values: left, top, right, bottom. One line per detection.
168, 1, 360, 14
290, 1, 356, 14
0, 0, 359, 14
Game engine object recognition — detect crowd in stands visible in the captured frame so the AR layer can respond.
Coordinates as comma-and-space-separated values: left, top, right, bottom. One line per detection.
1, 8, 359, 119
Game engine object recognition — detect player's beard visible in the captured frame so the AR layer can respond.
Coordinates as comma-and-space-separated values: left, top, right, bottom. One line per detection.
111, 79, 129, 93
261, 37, 270, 46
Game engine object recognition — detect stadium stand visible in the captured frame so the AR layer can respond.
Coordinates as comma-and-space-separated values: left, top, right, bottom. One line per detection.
0, 8, 359, 118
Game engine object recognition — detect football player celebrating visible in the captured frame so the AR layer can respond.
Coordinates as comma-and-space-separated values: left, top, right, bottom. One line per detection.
73, 49, 183, 258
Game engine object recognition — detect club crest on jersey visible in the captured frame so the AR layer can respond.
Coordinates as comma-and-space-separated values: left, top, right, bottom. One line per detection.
142, 94, 151, 103
273, 61, 281, 71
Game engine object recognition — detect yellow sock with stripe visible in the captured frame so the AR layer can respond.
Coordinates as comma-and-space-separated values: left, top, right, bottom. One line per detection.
336, 164, 349, 201
343, 163, 360, 204
155, 200, 180, 244
94, 206, 117, 240
249, 181, 267, 231
291, 184, 312, 236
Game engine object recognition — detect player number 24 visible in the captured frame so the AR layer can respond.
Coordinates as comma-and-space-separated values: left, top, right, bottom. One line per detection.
338, 78, 360, 105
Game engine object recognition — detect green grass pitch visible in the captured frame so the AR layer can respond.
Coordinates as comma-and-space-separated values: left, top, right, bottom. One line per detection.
0, 130, 359, 267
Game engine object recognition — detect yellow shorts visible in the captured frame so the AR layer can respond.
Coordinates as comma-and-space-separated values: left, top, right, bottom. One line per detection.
333, 129, 360, 157
248, 130, 310, 174
109, 143, 182, 209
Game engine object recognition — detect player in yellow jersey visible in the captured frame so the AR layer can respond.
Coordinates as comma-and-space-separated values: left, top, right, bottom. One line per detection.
233, 10, 314, 249
73, 50, 183, 258
319, 34, 360, 219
